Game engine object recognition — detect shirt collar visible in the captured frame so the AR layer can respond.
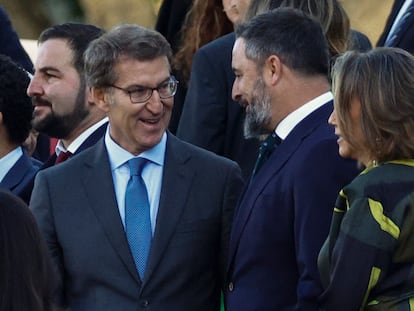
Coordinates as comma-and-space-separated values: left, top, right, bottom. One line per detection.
104, 125, 166, 171
0, 146, 23, 182
55, 117, 109, 155
276, 91, 333, 140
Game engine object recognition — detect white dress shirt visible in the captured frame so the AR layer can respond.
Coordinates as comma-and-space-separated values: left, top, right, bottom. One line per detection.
276, 91, 333, 140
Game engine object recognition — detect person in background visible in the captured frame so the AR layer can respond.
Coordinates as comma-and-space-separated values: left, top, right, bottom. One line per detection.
155, 0, 193, 55
176, 0, 259, 181
225, 8, 359, 310
269, 0, 372, 57
0, 190, 56, 311
0, 54, 41, 203
377, 0, 414, 53
0, 5, 51, 162
319, 47, 414, 310
22, 23, 107, 201
222, 0, 253, 25
168, 0, 234, 133
0, 5, 33, 73
30, 23, 243, 311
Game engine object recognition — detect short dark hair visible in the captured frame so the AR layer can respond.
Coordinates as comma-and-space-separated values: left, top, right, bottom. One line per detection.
85, 24, 172, 88
0, 54, 32, 144
0, 190, 55, 311
38, 23, 105, 74
235, 7, 329, 76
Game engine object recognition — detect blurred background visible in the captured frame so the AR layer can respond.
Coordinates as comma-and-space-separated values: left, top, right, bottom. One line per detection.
1, 0, 393, 61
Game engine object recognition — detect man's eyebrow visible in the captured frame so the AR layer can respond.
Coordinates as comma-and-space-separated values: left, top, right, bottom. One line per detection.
125, 77, 171, 89
37, 66, 61, 74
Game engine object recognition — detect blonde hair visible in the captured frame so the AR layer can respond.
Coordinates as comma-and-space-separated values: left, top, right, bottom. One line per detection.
271, 0, 350, 57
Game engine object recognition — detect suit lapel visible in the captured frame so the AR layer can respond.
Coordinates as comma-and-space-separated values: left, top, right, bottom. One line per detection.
228, 102, 334, 269
228, 133, 299, 267
81, 140, 141, 285
0, 154, 30, 190
142, 134, 193, 284
378, 0, 405, 45
75, 121, 108, 154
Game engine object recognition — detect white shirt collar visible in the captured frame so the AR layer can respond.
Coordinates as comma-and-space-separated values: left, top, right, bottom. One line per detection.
276, 91, 333, 140
55, 117, 109, 155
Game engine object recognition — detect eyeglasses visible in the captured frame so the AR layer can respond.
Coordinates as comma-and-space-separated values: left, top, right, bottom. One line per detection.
108, 76, 178, 104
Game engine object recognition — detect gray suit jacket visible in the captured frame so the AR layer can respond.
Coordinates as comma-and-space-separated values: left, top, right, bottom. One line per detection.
30, 133, 243, 311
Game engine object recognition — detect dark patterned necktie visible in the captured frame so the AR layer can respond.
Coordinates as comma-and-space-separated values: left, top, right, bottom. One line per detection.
252, 132, 281, 177
385, 1, 414, 46
125, 157, 152, 279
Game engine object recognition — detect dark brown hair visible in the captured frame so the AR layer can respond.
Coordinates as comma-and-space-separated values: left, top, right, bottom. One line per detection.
172, 0, 234, 85
0, 190, 57, 311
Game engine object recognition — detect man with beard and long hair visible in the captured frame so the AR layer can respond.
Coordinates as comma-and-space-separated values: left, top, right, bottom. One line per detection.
21, 23, 107, 201
225, 8, 360, 310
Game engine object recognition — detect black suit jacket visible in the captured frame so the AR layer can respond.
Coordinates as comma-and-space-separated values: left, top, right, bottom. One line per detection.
155, 0, 193, 54
377, 0, 414, 53
30, 133, 243, 311
177, 33, 260, 181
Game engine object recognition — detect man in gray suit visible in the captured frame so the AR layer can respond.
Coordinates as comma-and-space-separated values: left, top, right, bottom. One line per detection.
30, 24, 243, 311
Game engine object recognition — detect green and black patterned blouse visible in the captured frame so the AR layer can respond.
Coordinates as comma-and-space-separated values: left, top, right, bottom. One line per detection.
319, 160, 414, 311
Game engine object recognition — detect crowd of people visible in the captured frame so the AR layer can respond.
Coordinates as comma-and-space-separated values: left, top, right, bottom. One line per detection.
1, 0, 414, 310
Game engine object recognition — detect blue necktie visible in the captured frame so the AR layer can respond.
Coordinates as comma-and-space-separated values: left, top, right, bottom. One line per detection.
125, 157, 152, 279
251, 132, 281, 177
385, 1, 414, 46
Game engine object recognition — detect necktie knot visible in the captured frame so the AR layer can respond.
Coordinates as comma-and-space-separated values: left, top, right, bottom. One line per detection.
128, 157, 147, 177
259, 132, 281, 156
55, 151, 72, 164
252, 132, 281, 178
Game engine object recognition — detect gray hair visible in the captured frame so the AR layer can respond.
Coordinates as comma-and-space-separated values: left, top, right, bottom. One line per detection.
84, 24, 172, 88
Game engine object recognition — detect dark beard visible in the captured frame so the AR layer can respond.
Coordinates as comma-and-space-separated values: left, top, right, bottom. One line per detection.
32, 83, 89, 139
243, 78, 272, 139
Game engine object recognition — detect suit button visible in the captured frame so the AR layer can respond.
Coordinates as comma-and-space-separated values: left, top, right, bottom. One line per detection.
141, 300, 149, 308
228, 282, 234, 291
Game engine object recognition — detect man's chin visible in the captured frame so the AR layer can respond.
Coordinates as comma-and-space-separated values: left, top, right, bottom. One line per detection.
243, 121, 272, 140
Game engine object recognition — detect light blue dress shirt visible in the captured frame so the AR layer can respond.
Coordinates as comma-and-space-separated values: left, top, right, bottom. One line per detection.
104, 127, 166, 235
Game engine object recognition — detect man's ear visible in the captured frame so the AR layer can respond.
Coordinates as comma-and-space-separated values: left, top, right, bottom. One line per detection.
264, 55, 283, 86
91, 87, 110, 113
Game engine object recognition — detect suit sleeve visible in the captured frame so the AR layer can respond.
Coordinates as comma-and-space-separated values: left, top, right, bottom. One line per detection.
30, 171, 66, 307
220, 161, 244, 288
292, 139, 357, 310
176, 47, 229, 155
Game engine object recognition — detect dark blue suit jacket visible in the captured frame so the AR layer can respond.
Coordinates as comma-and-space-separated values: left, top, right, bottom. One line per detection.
40, 121, 108, 169
377, 0, 414, 53
226, 102, 360, 311
0, 149, 41, 203
30, 133, 243, 311
177, 33, 260, 181
23, 122, 108, 203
